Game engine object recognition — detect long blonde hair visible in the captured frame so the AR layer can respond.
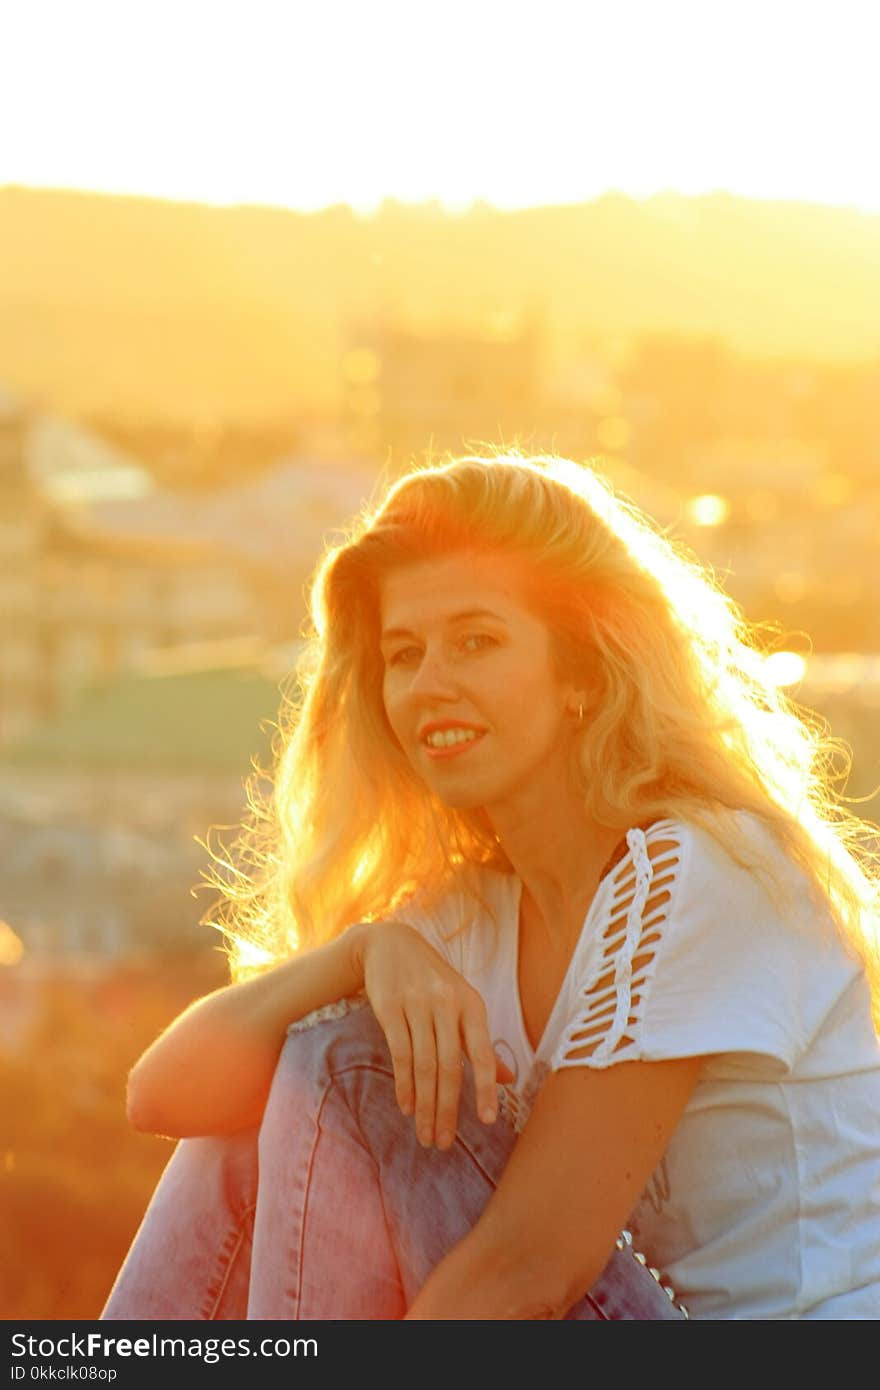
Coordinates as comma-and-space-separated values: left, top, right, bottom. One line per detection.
200, 452, 880, 1017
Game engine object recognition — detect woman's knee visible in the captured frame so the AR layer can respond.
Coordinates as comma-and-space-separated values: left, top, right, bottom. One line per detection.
259, 998, 393, 1146
280, 996, 389, 1076
156, 1129, 259, 1224
261, 997, 514, 1169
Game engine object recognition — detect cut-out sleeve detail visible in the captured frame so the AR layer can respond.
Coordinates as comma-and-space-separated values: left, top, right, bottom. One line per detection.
551, 823, 683, 1070
547, 814, 836, 1077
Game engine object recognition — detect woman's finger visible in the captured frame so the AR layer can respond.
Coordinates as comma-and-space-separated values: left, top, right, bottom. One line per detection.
375, 1006, 415, 1116
432, 1006, 464, 1149
406, 1005, 438, 1148
461, 999, 501, 1125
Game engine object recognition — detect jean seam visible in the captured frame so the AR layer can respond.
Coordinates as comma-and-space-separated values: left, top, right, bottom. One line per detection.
203, 1202, 256, 1320
296, 1066, 390, 1317
324, 1058, 517, 1188
295, 1082, 331, 1318
581, 1291, 609, 1320
447, 1119, 516, 1188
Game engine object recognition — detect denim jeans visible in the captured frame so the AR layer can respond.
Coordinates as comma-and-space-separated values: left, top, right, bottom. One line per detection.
101, 1001, 686, 1320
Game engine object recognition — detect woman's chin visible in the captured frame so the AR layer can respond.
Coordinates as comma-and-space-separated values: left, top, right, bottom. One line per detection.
432, 788, 488, 811
421, 774, 496, 811
429, 779, 507, 816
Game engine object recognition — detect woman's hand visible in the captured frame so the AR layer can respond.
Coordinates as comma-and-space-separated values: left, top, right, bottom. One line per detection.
350, 921, 515, 1151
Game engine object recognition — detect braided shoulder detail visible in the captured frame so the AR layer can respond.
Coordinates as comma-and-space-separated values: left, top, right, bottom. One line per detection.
551, 823, 683, 1067
594, 827, 653, 1062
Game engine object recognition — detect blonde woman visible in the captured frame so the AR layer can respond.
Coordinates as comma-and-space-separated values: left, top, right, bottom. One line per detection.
103, 454, 880, 1320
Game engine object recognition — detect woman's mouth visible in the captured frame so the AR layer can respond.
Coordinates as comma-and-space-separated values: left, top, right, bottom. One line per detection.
422, 729, 487, 761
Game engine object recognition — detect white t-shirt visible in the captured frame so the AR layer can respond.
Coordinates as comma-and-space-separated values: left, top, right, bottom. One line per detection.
392, 814, 880, 1320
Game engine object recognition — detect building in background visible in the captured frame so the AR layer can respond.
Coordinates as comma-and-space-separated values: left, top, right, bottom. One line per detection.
0, 655, 287, 962
0, 386, 374, 747
0, 387, 55, 740
342, 314, 543, 464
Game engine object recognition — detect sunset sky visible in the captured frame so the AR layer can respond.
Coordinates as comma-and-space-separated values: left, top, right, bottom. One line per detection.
4, 0, 878, 214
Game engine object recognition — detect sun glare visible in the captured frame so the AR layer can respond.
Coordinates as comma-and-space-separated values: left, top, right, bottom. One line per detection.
764, 652, 808, 689
225, 934, 276, 976
0, 920, 25, 966
2, 3, 879, 214
686, 495, 731, 528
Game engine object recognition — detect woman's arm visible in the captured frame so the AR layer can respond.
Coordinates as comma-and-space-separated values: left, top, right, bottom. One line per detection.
126, 919, 511, 1141
126, 925, 369, 1138
405, 1053, 705, 1319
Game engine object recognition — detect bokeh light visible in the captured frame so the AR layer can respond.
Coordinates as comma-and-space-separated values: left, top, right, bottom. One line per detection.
0, 919, 25, 966
764, 652, 808, 689
685, 494, 731, 527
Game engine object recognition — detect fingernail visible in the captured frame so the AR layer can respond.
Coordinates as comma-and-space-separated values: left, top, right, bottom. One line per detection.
481, 1106, 497, 1124
437, 1130, 452, 1148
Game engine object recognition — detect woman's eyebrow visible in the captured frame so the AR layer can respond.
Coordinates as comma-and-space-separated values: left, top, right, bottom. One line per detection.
380, 608, 509, 642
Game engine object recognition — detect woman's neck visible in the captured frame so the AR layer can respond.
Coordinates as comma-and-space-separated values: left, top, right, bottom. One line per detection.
488, 790, 625, 949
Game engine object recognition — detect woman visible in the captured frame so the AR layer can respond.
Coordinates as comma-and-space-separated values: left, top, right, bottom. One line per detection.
103, 453, 880, 1319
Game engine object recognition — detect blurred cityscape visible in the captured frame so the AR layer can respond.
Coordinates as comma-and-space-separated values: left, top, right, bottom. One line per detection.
1, 188, 879, 1318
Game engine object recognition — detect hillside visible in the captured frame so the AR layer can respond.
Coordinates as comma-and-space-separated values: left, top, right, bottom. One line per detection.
2, 186, 879, 418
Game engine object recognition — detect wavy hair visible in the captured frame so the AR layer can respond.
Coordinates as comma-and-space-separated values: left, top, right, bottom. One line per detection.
199, 452, 880, 1020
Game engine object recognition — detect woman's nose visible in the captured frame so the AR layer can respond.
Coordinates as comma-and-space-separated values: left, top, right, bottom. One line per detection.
406, 651, 458, 699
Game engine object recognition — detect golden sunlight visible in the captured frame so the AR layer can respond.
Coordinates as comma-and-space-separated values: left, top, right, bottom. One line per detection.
225, 934, 276, 975
686, 495, 731, 527
0, 919, 25, 966
3, 3, 879, 214
764, 652, 808, 689
595, 417, 632, 452
4, 0, 880, 1331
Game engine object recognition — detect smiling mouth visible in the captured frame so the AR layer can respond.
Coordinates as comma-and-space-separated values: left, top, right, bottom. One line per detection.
422, 729, 487, 759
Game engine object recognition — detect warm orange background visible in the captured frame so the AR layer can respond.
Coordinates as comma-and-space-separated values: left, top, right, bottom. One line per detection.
1, 182, 878, 1318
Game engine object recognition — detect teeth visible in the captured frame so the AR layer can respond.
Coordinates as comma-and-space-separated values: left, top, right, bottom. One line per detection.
425, 728, 481, 748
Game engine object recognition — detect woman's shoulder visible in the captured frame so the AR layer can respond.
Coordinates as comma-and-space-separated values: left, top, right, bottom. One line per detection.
643, 809, 822, 907
561, 809, 866, 1072
646, 810, 863, 1002
618, 809, 858, 1004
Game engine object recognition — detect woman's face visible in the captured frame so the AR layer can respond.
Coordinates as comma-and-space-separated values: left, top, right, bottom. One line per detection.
379, 550, 581, 814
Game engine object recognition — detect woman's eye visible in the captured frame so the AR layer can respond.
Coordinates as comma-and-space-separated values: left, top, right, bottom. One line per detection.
386, 635, 495, 665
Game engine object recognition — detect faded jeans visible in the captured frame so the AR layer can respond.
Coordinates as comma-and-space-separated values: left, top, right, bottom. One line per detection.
101, 1001, 686, 1320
